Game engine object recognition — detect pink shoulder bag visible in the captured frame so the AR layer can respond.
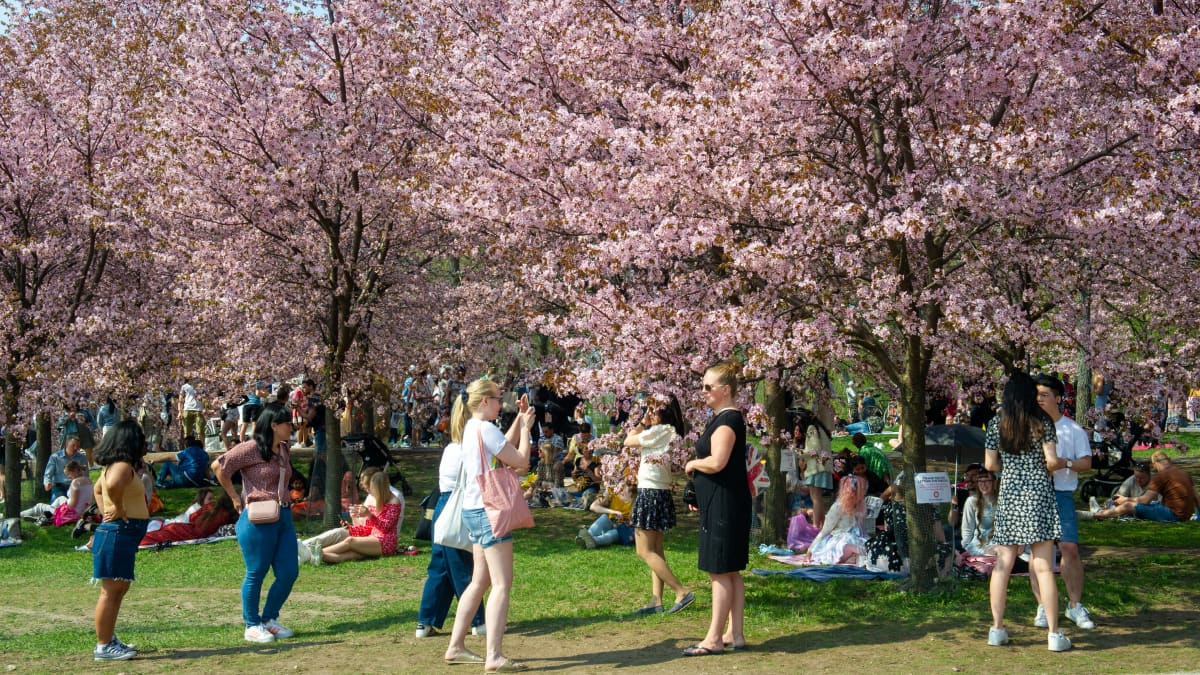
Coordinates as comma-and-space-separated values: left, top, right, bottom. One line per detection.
476, 425, 534, 538
246, 454, 287, 525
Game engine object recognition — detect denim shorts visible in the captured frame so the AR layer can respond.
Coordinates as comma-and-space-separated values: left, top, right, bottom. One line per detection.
92, 518, 150, 581
1055, 491, 1079, 544
463, 507, 511, 549
1135, 502, 1179, 522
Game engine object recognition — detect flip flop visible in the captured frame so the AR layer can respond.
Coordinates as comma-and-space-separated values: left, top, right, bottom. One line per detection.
485, 659, 528, 672
682, 644, 725, 657
445, 651, 485, 665
723, 643, 750, 651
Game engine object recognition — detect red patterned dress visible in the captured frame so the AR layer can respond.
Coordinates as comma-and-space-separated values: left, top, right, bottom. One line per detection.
348, 501, 402, 556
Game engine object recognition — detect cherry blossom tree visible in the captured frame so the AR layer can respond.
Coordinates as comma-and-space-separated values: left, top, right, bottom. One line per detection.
424, 0, 1200, 591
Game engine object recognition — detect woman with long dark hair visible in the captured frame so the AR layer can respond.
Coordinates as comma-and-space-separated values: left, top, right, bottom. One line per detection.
984, 372, 1070, 652
624, 393, 693, 615
212, 401, 297, 643
91, 420, 150, 661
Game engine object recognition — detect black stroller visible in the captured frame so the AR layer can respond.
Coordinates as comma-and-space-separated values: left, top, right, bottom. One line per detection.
1079, 438, 1133, 501
341, 432, 413, 496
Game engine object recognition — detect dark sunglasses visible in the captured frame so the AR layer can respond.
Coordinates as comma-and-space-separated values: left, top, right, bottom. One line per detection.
702, 383, 724, 392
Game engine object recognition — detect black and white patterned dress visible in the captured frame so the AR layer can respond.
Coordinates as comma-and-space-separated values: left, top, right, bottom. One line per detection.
986, 416, 1062, 545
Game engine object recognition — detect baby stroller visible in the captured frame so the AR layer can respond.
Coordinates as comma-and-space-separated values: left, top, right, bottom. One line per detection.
1079, 438, 1133, 501
341, 432, 413, 496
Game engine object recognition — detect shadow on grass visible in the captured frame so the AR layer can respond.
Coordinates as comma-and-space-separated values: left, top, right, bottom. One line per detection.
517, 637, 683, 671
137, 638, 342, 661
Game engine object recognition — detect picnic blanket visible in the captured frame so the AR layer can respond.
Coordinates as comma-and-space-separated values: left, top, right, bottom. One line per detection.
75, 534, 237, 552
751, 565, 905, 582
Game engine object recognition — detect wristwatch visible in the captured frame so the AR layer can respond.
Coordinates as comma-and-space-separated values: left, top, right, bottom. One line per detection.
1066, 459, 1074, 470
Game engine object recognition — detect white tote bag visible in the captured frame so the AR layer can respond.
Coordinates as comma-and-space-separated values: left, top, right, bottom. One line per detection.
433, 463, 472, 551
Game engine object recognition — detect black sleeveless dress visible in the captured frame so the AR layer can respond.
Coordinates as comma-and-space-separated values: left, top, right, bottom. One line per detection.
694, 409, 752, 574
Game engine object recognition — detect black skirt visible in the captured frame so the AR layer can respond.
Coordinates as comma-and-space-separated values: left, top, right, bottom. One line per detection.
631, 488, 676, 532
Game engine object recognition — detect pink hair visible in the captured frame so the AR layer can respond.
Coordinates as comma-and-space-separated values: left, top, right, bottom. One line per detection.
836, 474, 867, 515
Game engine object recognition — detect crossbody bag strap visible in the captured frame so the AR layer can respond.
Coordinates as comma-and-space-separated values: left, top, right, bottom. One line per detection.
276, 450, 288, 504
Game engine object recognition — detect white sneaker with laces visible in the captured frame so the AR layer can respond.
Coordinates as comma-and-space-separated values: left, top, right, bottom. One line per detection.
111, 634, 136, 652
471, 624, 486, 636
1066, 603, 1096, 629
94, 641, 135, 661
264, 619, 293, 638
244, 624, 276, 643
1048, 631, 1072, 652
987, 627, 1009, 646
415, 624, 436, 638
1034, 604, 1049, 628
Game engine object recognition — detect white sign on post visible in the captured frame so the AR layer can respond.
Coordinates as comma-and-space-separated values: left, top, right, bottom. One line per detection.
915, 472, 952, 504
780, 448, 797, 474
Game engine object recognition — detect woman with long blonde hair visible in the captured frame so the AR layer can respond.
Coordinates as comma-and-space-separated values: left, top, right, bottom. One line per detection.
415, 395, 486, 639
806, 475, 867, 564
317, 470, 403, 564
443, 378, 536, 671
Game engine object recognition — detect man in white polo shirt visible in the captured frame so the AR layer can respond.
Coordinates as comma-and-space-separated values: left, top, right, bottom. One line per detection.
1031, 375, 1096, 631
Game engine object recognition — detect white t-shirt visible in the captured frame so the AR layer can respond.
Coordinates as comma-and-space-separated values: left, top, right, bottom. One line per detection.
635, 425, 676, 490
1052, 415, 1091, 491
181, 383, 201, 411
461, 418, 508, 510
438, 442, 464, 493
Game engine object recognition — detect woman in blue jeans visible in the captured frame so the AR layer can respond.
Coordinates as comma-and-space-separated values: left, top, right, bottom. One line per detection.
213, 401, 298, 643
443, 379, 535, 672
415, 427, 485, 638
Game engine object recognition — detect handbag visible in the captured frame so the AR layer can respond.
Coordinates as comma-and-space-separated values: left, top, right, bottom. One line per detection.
245, 455, 287, 525
433, 462, 472, 550
682, 480, 698, 508
475, 426, 534, 539
414, 488, 438, 541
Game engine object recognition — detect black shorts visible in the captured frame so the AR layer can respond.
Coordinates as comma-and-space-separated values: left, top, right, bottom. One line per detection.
241, 404, 263, 423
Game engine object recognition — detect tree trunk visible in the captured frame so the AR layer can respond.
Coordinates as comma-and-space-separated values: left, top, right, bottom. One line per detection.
900, 350, 937, 592
35, 412, 51, 503
3, 385, 21, 522
760, 377, 789, 544
1075, 288, 1093, 422
322, 389, 344, 529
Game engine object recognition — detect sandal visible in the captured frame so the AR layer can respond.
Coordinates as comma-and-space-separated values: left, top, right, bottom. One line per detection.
445, 651, 485, 665
682, 644, 725, 657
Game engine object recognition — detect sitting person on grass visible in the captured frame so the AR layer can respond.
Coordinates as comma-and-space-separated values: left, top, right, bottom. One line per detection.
576, 484, 635, 549
299, 466, 403, 563
140, 493, 238, 547
805, 475, 867, 564
156, 437, 212, 489
566, 444, 602, 506
524, 443, 563, 507
1092, 451, 1198, 522
316, 470, 403, 564
22, 460, 92, 525
862, 474, 954, 574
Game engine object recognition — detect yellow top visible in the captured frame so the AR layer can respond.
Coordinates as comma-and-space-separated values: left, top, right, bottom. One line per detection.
97, 463, 150, 521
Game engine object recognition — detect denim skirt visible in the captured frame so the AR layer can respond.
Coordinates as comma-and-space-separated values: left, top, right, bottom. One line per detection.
92, 518, 149, 581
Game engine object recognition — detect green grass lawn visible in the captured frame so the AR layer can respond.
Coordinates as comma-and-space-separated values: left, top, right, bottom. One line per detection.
3, 452, 1200, 672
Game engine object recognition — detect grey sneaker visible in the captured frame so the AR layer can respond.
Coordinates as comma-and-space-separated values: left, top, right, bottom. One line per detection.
1034, 604, 1049, 628
1048, 631, 1072, 652
94, 640, 135, 661
1066, 603, 1096, 629
111, 634, 136, 652
575, 528, 596, 549
987, 627, 1009, 646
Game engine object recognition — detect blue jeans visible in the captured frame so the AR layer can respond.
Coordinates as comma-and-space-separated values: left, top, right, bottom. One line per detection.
845, 420, 871, 435
416, 492, 484, 628
157, 462, 203, 488
1135, 502, 1179, 522
50, 483, 71, 502
587, 515, 634, 547
235, 507, 299, 626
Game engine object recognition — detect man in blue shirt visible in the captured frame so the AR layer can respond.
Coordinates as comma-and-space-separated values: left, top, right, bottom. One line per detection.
156, 437, 212, 488
44, 436, 87, 500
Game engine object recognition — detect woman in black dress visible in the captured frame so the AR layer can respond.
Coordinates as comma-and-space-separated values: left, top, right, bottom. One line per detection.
682, 361, 751, 656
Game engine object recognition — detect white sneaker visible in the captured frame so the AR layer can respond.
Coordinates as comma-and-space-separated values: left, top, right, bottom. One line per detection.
1066, 603, 1096, 629
308, 541, 323, 566
1048, 631, 1072, 652
987, 627, 1009, 646
297, 540, 312, 565
471, 624, 486, 636
415, 624, 437, 638
1034, 604, 1049, 628
244, 624, 275, 643
264, 619, 293, 639
1088, 496, 1101, 514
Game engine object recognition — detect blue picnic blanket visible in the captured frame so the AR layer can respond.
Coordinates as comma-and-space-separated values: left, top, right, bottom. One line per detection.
751, 565, 905, 582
